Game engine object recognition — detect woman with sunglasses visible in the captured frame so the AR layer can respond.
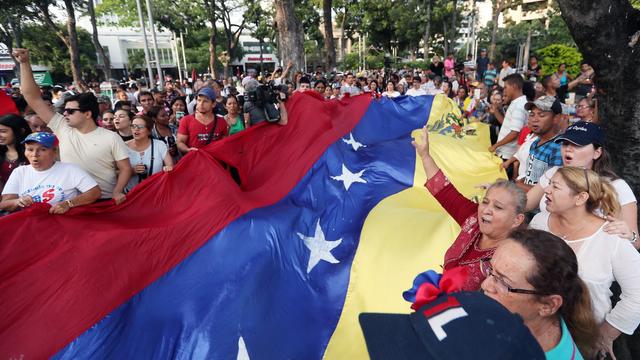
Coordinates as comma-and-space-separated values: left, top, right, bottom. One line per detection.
529, 167, 640, 359
413, 126, 526, 291
124, 115, 174, 192
526, 121, 638, 249
481, 228, 598, 359
575, 97, 597, 123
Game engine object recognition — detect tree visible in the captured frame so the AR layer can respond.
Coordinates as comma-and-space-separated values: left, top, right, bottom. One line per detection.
423, 0, 433, 59
86, 0, 112, 80
22, 23, 98, 82
536, 44, 581, 76
274, 0, 305, 73
322, 0, 336, 70
34, 0, 85, 89
488, 0, 521, 61
0, 0, 31, 78
556, 0, 640, 204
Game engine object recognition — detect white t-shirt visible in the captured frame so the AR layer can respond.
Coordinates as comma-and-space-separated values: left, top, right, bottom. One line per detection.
125, 139, 168, 192
496, 95, 528, 159
382, 91, 401, 98
537, 166, 637, 213
529, 213, 640, 334
406, 88, 427, 97
498, 67, 516, 87
49, 113, 130, 198
513, 135, 538, 180
2, 162, 98, 206
420, 81, 436, 93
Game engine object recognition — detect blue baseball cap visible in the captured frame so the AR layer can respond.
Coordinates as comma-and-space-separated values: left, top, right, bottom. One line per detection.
197, 87, 217, 101
22, 132, 59, 148
554, 121, 604, 146
359, 292, 544, 359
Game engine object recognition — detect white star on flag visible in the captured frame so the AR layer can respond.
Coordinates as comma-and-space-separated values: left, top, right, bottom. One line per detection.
331, 164, 367, 191
237, 336, 250, 360
297, 220, 342, 273
342, 133, 366, 151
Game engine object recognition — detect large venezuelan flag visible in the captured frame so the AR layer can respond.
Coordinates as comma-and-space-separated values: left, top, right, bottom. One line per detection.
0, 92, 504, 359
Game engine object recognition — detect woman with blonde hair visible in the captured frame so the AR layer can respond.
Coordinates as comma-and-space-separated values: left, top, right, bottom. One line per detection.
529, 166, 640, 359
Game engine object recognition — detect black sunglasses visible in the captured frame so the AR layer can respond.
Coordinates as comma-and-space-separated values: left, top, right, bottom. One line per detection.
64, 108, 83, 115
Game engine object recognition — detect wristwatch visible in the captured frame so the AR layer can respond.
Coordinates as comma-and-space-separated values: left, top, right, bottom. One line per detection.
631, 231, 637, 243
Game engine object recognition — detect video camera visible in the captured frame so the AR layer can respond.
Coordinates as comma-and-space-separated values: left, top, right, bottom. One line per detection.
244, 80, 289, 123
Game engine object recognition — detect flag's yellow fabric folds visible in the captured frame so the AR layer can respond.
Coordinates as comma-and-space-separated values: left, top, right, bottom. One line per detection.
324, 94, 506, 359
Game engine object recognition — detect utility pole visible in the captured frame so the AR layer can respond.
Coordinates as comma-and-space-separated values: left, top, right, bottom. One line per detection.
145, 0, 163, 90
135, 0, 154, 88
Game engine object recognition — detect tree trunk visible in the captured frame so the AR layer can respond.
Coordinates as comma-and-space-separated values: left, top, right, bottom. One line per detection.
275, 0, 305, 73
209, 31, 217, 78
489, 0, 501, 61
87, 0, 112, 81
323, 0, 335, 71
556, 0, 640, 206
340, 4, 348, 62
443, 20, 448, 57
63, 0, 84, 90
423, 0, 432, 61
203, 0, 218, 78
449, 0, 457, 56
7, 18, 21, 78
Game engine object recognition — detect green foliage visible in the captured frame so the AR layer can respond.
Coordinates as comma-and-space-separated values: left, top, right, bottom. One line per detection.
477, 13, 577, 63
402, 60, 430, 70
339, 52, 360, 71
536, 44, 582, 77
22, 24, 98, 82
365, 53, 384, 69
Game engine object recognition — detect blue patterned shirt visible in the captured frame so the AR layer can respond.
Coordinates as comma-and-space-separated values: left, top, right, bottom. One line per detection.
524, 137, 563, 185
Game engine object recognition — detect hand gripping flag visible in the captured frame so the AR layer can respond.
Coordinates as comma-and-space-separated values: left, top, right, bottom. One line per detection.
0, 92, 504, 359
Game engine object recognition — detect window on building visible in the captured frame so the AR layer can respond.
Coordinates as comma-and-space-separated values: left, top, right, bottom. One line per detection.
96, 46, 110, 65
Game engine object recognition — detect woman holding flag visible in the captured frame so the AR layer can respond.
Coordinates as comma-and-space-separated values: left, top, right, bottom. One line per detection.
412, 126, 527, 290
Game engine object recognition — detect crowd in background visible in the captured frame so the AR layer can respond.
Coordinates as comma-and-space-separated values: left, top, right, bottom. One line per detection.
1, 46, 639, 360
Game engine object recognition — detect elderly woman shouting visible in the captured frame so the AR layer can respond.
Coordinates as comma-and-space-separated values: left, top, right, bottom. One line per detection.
412, 127, 526, 290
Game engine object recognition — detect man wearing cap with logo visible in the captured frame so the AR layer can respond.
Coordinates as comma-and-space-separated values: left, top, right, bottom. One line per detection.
519, 96, 563, 189
13, 48, 133, 205
359, 291, 545, 359
177, 87, 228, 154
0, 132, 101, 214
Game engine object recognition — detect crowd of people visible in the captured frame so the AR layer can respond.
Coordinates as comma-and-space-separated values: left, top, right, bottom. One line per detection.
1, 46, 639, 359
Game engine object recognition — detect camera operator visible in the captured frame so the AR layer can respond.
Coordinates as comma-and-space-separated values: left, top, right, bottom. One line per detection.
242, 78, 288, 127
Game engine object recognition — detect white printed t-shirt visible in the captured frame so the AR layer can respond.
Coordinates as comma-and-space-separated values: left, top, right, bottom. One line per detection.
2, 162, 98, 206
496, 95, 528, 160
49, 112, 130, 198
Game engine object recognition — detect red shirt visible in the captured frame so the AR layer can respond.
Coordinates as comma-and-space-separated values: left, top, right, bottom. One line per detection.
177, 114, 228, 149
425, 170, 495, 291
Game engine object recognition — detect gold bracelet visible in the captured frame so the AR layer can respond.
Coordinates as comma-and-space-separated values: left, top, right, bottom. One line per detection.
66, 200, 74, 208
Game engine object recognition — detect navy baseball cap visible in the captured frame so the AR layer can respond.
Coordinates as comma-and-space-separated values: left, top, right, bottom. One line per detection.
359, 292, 544, 360
197, 87, 216, 101
554, 121, 604, 146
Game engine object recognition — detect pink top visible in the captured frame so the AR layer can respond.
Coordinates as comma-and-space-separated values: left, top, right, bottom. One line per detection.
444, 58, 455, 79
425, 170, 495, 291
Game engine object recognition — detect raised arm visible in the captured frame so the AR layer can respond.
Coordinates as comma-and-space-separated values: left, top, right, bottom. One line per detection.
12, 49, 55, 123
411, 126, 440, 180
